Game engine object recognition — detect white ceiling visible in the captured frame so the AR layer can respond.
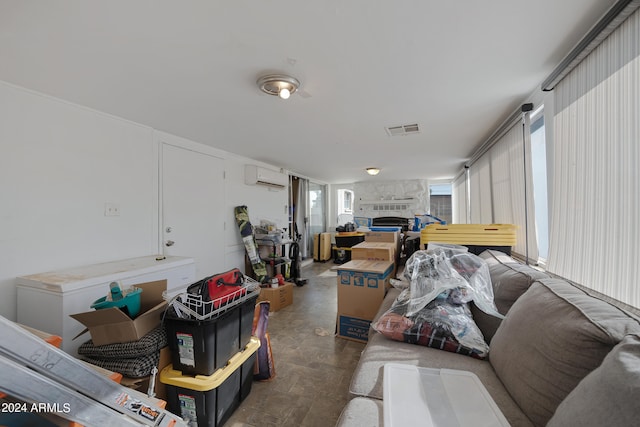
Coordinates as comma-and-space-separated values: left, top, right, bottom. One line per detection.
0, 1, 616, 184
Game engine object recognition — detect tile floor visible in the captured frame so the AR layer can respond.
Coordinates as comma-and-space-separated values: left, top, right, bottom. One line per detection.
226, 260, 366, 427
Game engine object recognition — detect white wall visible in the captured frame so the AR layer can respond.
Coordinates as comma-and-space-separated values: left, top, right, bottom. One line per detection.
224, 154, 288, 272
0, 80, 288, 321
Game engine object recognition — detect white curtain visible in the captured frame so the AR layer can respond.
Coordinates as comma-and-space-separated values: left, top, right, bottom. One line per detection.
468, 120, 538, 260
489, 124, 539, 260
468, 155, 493, 223
452, 172, 468, 224
547, 8, 640, 307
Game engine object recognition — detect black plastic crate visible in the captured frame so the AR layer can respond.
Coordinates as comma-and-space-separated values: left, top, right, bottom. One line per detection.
166, 365, 239, 427
162, 342, 258, 427
335, 233, 365, 248
465, 245, 512, 256
239, 350, 256, 401
239, 295, 257, 349
164, 279, 259, 376
165, 307, 240, 376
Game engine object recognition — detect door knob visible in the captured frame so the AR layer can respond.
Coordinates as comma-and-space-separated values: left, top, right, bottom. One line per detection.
165, 240, 175, 247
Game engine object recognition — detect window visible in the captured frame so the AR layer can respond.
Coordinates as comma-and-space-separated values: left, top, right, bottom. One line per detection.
337, 188, 354, 226
429, 183, 452, 224
337, 189, 354, 215
530, 112, 548, 263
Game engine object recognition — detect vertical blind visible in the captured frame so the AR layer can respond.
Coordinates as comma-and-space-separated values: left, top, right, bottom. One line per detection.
468, 154, 493, 223
452, 172, 467, 224
547, 8, 640, 307
489, 124, 539, 260
463, 120, 539, 260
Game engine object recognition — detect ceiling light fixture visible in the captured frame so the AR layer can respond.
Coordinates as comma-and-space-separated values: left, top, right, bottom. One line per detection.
366, 167, 380, 176
257, 74, 300, 100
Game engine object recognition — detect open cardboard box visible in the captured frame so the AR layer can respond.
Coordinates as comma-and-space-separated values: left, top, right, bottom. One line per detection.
257, 282, 294, 312
71, 280, 167, 346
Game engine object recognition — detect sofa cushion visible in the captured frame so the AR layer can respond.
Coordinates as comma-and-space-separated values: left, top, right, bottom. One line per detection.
350, 330, 534, 426
547, 334, 640, 427
478, 250, 549, 314
489, 278, 640, 427
335, 397, 383, 427
472, 250, 549, 342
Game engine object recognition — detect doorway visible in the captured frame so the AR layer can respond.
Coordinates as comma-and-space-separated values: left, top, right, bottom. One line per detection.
289, 176, 327, 259
161, 143, 225, 278
307, 181, 326, 256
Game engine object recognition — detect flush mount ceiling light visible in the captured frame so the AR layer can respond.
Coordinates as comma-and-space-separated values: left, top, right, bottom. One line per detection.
366, 167, 380, 176
257, 74, 300, 100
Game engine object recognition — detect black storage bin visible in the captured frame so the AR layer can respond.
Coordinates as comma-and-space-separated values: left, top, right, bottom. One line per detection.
239, 351, 256, 401
371, 216, 412, 231
165, 366, 239, 427
239, 294, 258, 349
334, 233, 365, 248
465, 245, 512, 256
162, 340, 259, 427
403, 236, 421, 259
165, 308, 240, 376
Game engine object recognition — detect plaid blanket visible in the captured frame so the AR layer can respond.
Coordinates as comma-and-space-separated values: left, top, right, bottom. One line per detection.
78, 327, 166, 359
82, 351, 160, 378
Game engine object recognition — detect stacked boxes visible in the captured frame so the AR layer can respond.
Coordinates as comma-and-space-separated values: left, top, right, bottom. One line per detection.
351, 241, 396, 262
364, 229, 401, 261
336, 260, 394, 343
336, 229, 400, 343
162, 278, 261, 426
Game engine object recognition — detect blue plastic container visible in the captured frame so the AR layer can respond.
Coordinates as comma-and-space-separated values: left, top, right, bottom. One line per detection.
369, 226, 402, 232
90, 282, 142, 318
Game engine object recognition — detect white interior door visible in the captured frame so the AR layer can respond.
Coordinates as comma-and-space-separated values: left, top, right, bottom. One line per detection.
162, 143, 225, 279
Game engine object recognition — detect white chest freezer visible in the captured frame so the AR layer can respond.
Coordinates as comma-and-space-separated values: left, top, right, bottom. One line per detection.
16, 255, 196, 356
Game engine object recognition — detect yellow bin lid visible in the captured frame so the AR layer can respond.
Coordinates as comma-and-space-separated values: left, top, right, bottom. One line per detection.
160, 336, 260, 391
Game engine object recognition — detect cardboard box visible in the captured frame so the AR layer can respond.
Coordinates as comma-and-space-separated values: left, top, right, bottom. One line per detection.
365, 231, 401, 262
71, 280, 167, 346
364, 230, 400, 245
337, 314, 373, 343
120, 346, 172, 401
336, 260, 393, 343
256, 282, 293, 312
351, 241, 396, 261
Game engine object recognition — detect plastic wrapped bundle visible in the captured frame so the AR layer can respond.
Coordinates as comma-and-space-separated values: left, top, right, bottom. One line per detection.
375, 250, 502, 358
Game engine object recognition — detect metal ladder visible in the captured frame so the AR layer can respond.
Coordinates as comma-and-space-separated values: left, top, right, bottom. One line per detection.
0, 315, 187, 427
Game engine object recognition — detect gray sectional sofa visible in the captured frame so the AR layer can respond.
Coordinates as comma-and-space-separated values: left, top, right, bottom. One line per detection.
336, 250, 640, 426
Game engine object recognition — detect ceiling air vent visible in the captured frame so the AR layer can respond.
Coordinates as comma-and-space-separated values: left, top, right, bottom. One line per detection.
385, 123, 420, 137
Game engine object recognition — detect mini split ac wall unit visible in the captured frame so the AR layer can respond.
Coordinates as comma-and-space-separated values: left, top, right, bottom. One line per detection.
244, 165, 288, 190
